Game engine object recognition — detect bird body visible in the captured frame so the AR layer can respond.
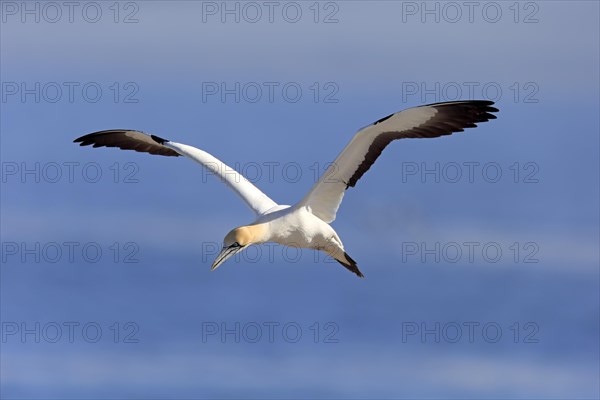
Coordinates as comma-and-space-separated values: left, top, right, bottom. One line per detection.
256, 205, 347, 257
74, 100, 498, 277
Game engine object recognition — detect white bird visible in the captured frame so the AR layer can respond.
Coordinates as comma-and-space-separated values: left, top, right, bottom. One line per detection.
75, 100, 498, 277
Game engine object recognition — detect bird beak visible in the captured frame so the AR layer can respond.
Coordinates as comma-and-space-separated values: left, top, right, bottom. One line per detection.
211, 245, 244, 271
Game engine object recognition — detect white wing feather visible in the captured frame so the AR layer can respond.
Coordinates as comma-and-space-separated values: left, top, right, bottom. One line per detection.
75, 130, 278, 216
297, 101, 498, 223
164, 141, 278, 215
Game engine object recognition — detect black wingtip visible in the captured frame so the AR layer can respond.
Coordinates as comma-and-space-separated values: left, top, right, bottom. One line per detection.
373, 113, 394, 125
426, 99, 497, 108
73, 130, 132, 145
151, 134, 169, 144
73, 133, 91, 143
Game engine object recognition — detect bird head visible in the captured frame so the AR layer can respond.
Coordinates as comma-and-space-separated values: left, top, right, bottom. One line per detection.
211, 225, 265, 271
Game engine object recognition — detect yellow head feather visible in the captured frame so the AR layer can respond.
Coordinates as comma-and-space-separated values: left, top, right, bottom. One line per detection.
224, 224, 267, 246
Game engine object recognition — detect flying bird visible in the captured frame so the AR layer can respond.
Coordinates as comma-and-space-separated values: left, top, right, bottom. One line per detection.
74, 100, 498, 277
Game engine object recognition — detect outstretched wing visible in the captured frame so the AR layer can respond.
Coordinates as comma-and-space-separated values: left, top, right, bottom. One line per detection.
297, 101, 499, 223
74, 130, 278, 215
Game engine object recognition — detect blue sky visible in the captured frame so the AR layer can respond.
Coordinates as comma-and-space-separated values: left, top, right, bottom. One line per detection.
1, 1, 599, 398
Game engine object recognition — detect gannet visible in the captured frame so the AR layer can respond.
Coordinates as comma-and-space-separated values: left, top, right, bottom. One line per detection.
74, 100, 498, 277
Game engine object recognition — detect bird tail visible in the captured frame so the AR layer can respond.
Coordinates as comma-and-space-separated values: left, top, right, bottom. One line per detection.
335, 252, 364, 278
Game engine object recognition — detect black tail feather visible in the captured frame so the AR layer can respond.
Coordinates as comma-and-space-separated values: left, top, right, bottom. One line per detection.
336, 252, 364, 278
